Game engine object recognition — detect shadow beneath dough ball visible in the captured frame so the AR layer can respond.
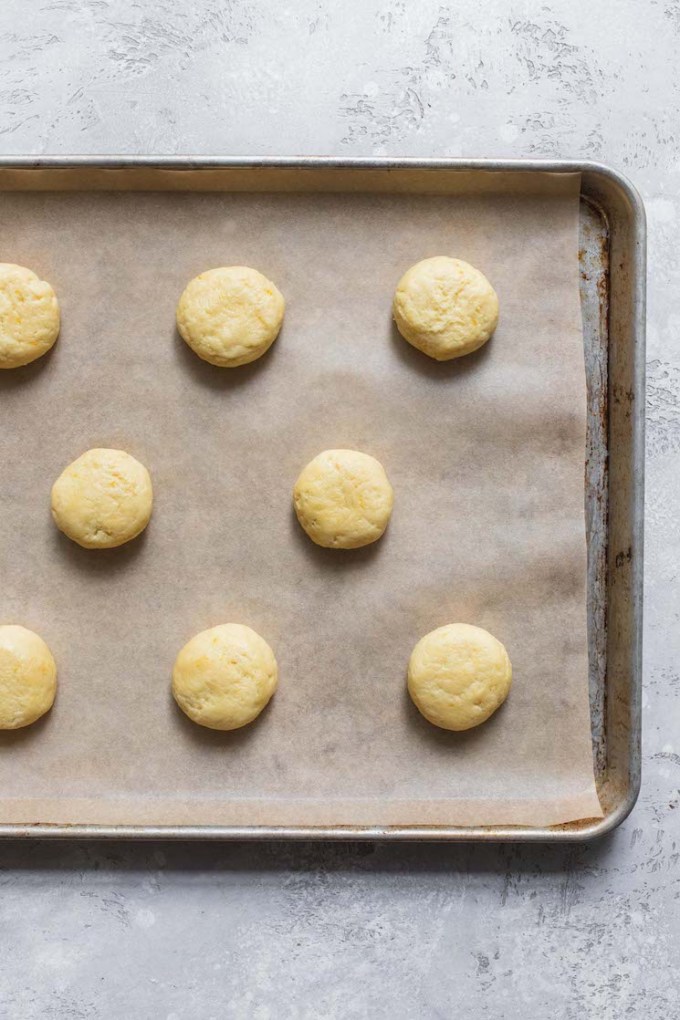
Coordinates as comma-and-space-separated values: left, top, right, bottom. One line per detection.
51, 524, 149, 575
402, 681, 509, 751
288, 504, 385, 573
0, 344, 56, 391
0, 709, 53, 748
173, 325, 283, 392
170, 690, 273, 751
390, 318, 493, 381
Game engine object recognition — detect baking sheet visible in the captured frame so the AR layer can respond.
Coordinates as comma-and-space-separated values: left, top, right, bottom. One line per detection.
0, 174, 602, 827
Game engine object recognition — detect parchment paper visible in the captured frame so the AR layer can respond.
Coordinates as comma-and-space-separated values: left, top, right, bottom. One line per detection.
0, 174, 602, 827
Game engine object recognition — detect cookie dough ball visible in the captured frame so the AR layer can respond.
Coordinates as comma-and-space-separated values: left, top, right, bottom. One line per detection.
293, 449, 394, 549
408, 623, 511, 731
176, 266, 284, 367
172, 624, 278, 730
0, 263, 60, 369
393, 257, 498, 361
0, 625, 57, 729
51, 448, 153, 549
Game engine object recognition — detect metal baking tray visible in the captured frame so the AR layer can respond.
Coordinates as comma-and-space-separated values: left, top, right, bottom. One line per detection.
0, 157, 644, 841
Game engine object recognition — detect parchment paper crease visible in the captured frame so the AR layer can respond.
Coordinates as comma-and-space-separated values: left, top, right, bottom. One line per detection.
0, 174, 602, 827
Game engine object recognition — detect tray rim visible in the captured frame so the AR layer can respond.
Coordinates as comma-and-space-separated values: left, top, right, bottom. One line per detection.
0, 156, 645, 842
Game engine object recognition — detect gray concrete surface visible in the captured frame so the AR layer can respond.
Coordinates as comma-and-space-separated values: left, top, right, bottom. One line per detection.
0, 1, 677, 1017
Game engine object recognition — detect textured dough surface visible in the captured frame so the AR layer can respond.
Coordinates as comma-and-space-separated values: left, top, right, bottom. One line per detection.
51, 448, 153, 549
172, 624, 278, 730
293, 449, 394, 549
0, 263, 60, 369
0, 625, 57, 729
393, 256, 498, 361
408, 623, 512, 731
176, 265, 284, 367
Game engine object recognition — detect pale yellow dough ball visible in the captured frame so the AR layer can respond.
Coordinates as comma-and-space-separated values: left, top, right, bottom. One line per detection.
0, 263, 60, 369
176, 266, 284, 367
293, 449, 394, 549
408, 623, 512, 731
0, 625, 57, 729
172, 624, 278, 730
51, 448, 153, 549
393, 256, 498, 361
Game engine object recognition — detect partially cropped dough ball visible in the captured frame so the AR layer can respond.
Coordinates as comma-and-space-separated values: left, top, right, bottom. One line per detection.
408, 623, 511, 731
0, 263, 60, 369
172, 624, 278, 730
293, 449, 394, 549
176, 266, 284, 367
51, 448, 153, 549
0, 625, 57, 729
393, 257, 498, 361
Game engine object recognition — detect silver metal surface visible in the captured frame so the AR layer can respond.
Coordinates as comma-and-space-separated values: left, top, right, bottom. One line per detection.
0, 157, 645, 842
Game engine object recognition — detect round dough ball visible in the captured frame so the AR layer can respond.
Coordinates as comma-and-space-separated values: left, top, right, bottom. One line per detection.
408, 623, 511, 731
0, 625, 57, 729
176, 266, 284, 367
172, 624, 278, 730
293, 449, 394, 549
0, 263, 60, 369
393, 256, 498, 361
51, 448, 153, 549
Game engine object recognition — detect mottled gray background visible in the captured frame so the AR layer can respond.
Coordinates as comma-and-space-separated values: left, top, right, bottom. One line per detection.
0, 1, 676, 1017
